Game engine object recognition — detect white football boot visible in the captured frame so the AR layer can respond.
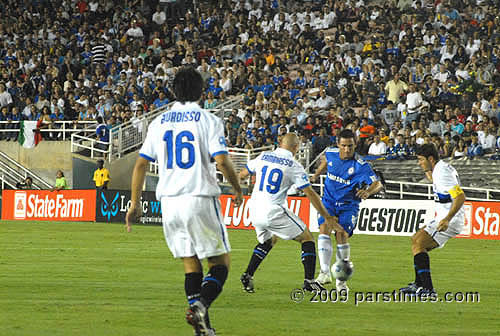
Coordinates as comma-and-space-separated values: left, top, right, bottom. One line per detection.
315, 271, 333, 285
336, 279, 349, 293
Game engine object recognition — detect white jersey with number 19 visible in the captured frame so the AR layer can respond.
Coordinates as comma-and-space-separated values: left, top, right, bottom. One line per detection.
246, 148, 311, 206
139, 102, 228, 200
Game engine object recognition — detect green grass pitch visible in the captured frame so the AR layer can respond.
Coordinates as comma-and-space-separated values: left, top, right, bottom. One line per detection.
0, 220, 499, 336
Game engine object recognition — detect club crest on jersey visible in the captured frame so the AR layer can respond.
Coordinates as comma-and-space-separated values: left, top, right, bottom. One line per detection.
301, 173, 308, 182
348, 167, 354, 175
219, 136, 227, 146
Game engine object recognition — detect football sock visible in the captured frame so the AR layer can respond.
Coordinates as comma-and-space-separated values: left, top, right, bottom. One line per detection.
245, 240, 273, 276
317, 234, 333, 274
301, 241, 316, 280
185, 272, 203, 305
414, 252, 433, 290
201, 265, 228, 308
414, 264, 421, 287
336, 243, 350, 261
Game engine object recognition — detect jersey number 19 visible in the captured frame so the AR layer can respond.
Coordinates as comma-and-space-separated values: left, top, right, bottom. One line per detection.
163, 130, 195, 169
259, 165, 283, 194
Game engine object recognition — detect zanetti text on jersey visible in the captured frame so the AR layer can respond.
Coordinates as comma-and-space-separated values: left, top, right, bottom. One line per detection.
161, 110, 201, 123
327, 172, 351, 185
261, 154, 294, 167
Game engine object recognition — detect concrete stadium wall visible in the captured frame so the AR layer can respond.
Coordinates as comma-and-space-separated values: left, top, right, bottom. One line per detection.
107, 152, 139, 190
0, 141, 139, 191
0, 141, 73, 188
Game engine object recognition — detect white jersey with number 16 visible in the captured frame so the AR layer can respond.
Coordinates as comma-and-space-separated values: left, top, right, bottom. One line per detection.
139, 102, 228, 199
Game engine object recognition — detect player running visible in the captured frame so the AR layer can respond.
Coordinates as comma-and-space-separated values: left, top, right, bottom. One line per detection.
239, 133, 343, 293
126, 67, 242, 336
311, 129, 382, 292
399, 144, 465, 296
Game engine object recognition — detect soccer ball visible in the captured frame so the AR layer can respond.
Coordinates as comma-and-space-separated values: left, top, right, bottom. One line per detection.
331, 259, 354, 281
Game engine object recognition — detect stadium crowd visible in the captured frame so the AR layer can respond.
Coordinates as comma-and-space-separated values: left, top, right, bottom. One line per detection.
1, 0, 500, 161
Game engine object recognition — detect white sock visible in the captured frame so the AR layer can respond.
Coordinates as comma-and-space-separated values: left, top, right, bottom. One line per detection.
317, 234, 333, 274
336, 243, 350, 261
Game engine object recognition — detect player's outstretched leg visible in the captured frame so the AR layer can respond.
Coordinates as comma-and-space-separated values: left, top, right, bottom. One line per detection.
400, 229, 438, 296
296, 229, 325, 292
334, 229, 351, 292
316, 219, 334, 285
316, 234, 333, 284
241, 238, 274, 293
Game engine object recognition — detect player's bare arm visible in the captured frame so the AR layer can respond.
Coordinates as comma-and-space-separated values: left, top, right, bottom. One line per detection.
355, 180, 383, 199
311, 156, 327, 183
215, 153, 243, 207
437, 187, 465, 232
302, 185, 345, 234
239, 167, 250, 182
125, 156, 148, 232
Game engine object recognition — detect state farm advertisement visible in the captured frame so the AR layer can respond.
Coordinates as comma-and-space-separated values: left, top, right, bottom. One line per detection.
459, 201, 500, 240
1, 190, 96, 222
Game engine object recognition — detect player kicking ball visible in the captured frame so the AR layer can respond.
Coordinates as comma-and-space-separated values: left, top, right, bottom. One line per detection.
239, 133, 344, 293
311, 129, 382, 292
400, 144, 465, 296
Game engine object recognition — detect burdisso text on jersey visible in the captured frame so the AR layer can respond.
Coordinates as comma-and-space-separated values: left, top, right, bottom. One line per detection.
161, 111, 201, 123
261, 154, 294, 167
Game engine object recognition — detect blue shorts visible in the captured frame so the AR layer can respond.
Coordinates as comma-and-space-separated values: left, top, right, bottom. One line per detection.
317, 199, 359, 237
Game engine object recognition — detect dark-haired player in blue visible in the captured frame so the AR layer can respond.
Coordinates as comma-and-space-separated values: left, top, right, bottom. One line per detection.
311, 129, 382, 292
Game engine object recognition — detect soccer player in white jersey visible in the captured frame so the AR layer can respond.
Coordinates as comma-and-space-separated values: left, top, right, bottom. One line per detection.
400, 144, 465, 296
238, 133, 344, 293
125, 67, 243, 336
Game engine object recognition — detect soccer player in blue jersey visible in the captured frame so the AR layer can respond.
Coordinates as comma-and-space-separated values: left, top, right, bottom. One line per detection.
311, 129, 383, 291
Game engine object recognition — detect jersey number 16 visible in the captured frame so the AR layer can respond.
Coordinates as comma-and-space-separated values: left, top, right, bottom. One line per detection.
163, 130, 195, 169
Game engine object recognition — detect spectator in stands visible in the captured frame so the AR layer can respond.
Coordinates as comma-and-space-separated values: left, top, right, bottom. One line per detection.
482, 128, 497, 154
358, 117, 375, 155
96, 116, 110, 158
453, 138, 467, 159
467, 132, 484, 159
368, 135, 387, 156
51, 170, 68, 191
16, 177, 33, 190
385, 73, 408, 105
312, 127, 331, 159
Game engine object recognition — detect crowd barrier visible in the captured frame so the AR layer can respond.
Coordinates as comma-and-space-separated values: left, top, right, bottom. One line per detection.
1, 190, 498, 240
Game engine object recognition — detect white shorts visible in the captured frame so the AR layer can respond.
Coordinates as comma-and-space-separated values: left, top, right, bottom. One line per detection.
424, 216, 464, 248
161, 195, 230, 259
249, 201, 306, 244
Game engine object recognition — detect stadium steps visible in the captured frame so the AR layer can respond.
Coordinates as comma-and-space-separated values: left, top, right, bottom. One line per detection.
372, 159, 500, 189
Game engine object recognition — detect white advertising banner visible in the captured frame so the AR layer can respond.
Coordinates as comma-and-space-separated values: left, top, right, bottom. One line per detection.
308, 199, 435, 236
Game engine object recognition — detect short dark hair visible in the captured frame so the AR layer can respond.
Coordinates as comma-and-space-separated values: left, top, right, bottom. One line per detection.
339, 129, 355, 140
416, 144, 439, 162
173, 67, 203, 103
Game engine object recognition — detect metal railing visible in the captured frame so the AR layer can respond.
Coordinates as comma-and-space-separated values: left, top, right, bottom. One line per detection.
310, 175, 500, 201
0, 151, 52, 190
70, 133, 111, 159
70, 95, 244, 162
148, 145, 274, 178
0, 120, 98, 141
